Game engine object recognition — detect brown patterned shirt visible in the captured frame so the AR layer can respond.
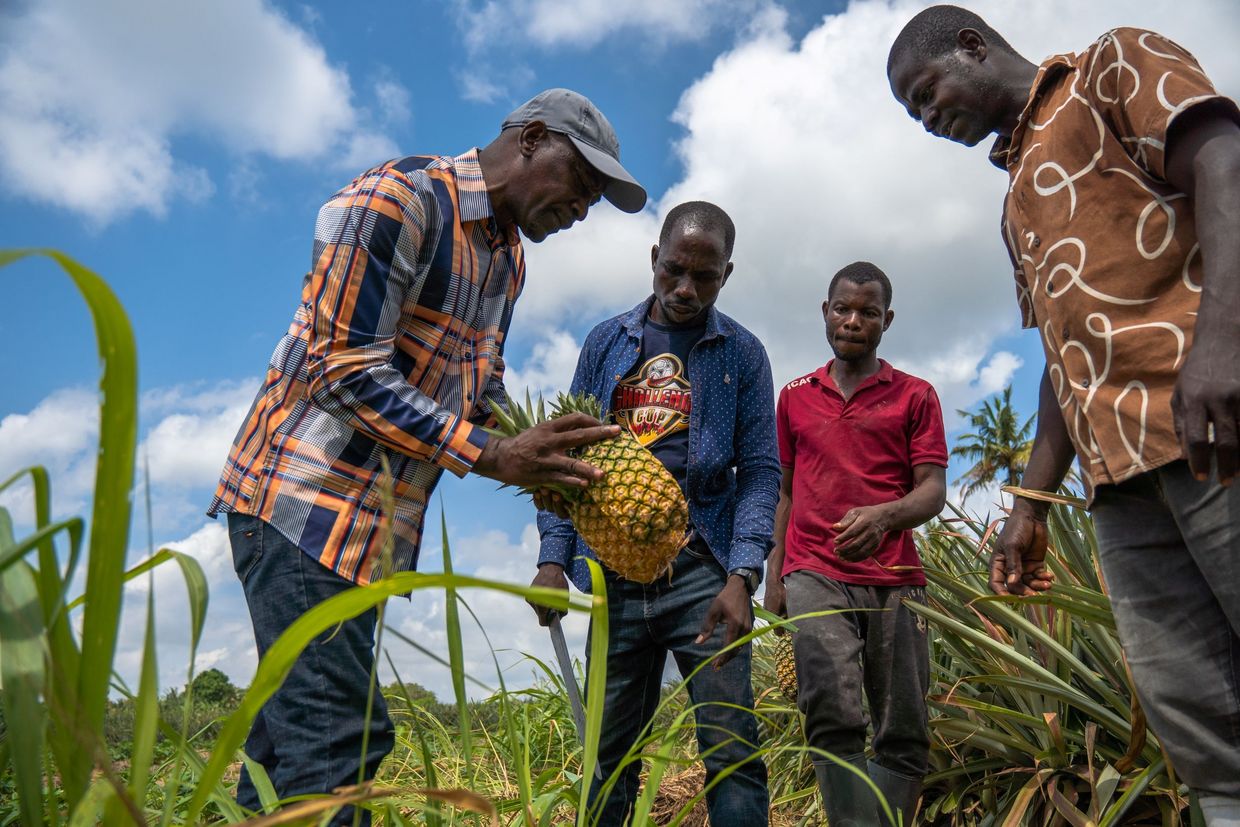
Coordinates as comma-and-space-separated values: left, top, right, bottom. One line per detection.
992, 28, 1239, 497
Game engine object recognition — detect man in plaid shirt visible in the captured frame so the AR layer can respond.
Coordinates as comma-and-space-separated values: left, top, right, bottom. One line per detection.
209, 88, 646, 823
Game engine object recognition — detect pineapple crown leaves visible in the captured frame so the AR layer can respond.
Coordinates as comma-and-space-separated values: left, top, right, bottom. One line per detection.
484, 388, 614, 502
487, 389, 610, 435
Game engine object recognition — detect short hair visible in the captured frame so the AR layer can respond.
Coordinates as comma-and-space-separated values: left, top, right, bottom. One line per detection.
828, 261, 893, 309
659, 200, 736, 259
887, 5, 1016, 76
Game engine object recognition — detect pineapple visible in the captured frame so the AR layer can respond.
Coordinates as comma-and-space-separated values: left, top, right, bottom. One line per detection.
491, 391, 689, 583
774, 632, 798, 703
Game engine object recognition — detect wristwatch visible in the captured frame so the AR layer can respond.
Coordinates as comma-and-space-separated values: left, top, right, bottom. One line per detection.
730, 567, 761, 596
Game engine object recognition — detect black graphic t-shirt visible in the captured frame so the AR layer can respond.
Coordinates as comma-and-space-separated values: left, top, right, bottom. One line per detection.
610, 316, 705, 491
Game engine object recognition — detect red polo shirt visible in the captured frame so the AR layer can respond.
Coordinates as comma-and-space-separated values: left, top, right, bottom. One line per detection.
777, 360, 947, 586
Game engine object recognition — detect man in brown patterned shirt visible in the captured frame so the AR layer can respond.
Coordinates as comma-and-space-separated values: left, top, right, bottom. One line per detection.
889, 6, 1240, 821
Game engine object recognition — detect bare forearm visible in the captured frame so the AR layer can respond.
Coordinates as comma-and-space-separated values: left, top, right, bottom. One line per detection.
881, 485, 943, 531
877, 465, 946, 531
1018, 365, 1077, 517
1189, 135, 1240, 343
768, 491, 791, 574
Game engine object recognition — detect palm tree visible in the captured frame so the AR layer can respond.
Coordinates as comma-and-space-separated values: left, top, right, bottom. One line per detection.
951, 385, 1035, 503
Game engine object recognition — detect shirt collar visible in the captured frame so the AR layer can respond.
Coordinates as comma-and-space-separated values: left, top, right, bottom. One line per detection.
451, 149, 493, 221
452, 148, 522, 248
815, 358, 893, 393
988, 53, 1074, 171
622, 295, 728, 340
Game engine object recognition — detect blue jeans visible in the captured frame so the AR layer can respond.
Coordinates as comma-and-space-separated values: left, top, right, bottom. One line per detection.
585, 548, 769, 827
227, 513, 395, 825
1092, 461, 1240, 804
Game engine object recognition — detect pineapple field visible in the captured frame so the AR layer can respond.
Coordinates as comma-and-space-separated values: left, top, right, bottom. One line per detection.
0, 250, 1206, 825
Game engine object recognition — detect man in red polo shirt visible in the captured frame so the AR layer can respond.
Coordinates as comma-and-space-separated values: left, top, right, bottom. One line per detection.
764, 261, 947, 826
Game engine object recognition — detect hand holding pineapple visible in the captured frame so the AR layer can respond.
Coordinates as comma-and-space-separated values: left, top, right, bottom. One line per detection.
474, 412, 620, 490
495, 392, 691, 584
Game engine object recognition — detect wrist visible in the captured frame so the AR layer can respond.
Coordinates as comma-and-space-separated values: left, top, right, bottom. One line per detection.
1011, 495, 1049, 522
537, 561, 565, 572
473, 435, 503, 476
729, 567, 761, 596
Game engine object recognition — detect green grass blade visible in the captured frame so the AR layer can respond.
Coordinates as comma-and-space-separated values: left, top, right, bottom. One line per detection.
0, 554, 48, 827
240, 750, 280, 815
66, 548, 179, 612
114, 587, 159, 824
65, 779, 115, 827
2, 249, 139, 809
577, 560, 608, 827
439, 508, 472, 765
188, 571, 580, 821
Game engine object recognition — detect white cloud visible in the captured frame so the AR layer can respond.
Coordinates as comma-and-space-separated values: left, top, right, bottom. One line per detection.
0, 0, 397, 224
461, 0, 763, 50
373, 72, 413, 125
141, 379, 258, 492
502, 330, 584, 401
450, 0, 758, 101
117, 519, 258, 690
0, 387, 100, 521
516, 0, 1240, 420
0, 378, 257, 534
518, 204, 660, 322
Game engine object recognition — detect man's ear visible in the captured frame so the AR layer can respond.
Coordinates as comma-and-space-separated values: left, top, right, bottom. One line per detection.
957, 27, 988, 62
884, 308, 895, 331
519, 120, 549, 157
821, 299, 831, 322
721, 261, 734, 286
651, 243, 660, 271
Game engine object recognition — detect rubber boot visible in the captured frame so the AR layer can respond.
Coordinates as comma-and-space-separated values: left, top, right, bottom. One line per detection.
814, 753, 881, 827
868, 760, 923, 826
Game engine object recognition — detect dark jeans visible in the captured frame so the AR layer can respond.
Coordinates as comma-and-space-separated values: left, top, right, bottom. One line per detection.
227, 513, 395, 826
1092, 461, 1240, 800
784, 571, 930, 778
585, 548, 769, 827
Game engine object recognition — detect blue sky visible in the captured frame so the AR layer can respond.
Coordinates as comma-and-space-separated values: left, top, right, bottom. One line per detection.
2, 0, 1237, 699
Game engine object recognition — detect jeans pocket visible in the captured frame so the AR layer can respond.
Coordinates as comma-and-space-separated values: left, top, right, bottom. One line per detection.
227, 512, 265, 584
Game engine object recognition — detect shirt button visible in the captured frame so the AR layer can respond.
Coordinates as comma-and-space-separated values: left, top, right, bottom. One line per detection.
1081, 379, 1091, 388
1032, 236, 1042, 248
614, 374, 621, 381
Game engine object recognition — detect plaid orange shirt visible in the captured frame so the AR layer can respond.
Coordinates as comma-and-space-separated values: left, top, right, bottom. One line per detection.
209, 150, 525, 584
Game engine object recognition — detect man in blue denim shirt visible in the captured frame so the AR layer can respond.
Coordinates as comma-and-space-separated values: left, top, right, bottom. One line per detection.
528, 201, 780, 827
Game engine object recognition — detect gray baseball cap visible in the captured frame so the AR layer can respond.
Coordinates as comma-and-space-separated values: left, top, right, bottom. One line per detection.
502, 88, 647, 214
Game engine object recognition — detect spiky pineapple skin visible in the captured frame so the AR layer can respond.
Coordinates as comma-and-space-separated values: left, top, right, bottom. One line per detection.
774, 632, 798, 703
569, 430, 688, 583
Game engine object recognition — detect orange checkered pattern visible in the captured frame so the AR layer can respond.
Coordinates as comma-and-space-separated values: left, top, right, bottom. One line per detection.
209, 150, 525, 584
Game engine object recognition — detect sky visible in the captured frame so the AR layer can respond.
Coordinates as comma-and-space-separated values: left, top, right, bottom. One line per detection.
2, 0, 1238, 702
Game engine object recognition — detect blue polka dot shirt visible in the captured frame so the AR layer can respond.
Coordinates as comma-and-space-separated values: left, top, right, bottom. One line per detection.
537, 296, 780, 593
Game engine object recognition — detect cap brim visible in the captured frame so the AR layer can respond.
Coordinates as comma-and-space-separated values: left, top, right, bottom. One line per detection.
567, 135, 647, 214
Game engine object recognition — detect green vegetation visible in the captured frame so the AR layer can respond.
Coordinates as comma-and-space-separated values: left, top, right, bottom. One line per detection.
950, 385, 1035, 502
0, 253, 1202, 824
